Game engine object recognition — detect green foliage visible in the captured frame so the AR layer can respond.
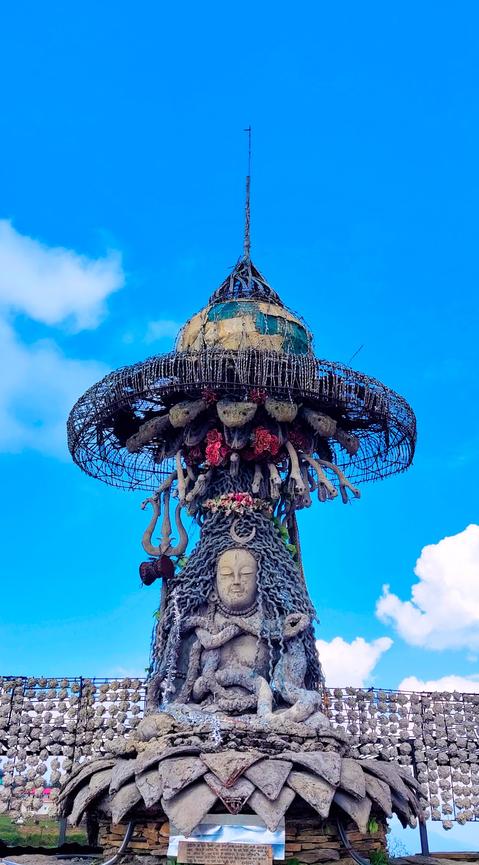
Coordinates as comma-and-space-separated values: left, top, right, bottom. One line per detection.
369, 850, 390, 865
367, 817, 380, 834
285, 859, 301, 865
0, 815, 87, 848
273, 517, 297, 558
177, 556, 189, 569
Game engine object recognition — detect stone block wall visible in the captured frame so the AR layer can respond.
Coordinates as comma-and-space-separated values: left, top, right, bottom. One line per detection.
98, 815, 387, 863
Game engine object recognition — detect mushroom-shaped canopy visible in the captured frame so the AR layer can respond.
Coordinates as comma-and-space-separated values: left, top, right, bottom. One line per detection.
67, 258, 416, 490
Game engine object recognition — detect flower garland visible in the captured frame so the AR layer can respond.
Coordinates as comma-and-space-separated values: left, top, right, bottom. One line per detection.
186, 425, 283, 468
205, 429, 230, 467
202, 492, 273, 516
288, 423, 313, 453
252, 425, 280, 457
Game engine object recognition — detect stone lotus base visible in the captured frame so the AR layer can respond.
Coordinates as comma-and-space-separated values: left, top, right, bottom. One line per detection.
98, 813, 388, 863
59, 712, 424, 842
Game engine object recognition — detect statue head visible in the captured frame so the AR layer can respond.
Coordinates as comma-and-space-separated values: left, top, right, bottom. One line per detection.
216, 548, 258, 612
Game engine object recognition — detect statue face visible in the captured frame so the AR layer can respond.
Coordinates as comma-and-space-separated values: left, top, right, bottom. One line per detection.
216, 548, 258, 612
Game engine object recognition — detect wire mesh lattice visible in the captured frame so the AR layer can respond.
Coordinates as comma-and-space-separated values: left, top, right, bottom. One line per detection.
67, 349, 416, 491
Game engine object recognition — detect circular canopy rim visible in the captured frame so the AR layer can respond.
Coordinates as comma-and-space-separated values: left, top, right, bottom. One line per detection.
67, 347, 416, 491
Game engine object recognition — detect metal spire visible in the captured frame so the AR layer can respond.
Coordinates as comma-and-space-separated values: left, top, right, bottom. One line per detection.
243, 125, 252, 259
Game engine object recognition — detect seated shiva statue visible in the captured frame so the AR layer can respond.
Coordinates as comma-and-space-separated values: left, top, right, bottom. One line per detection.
148, 509, 326, 728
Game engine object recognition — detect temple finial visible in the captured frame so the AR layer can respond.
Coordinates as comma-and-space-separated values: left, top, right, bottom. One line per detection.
243, 125, 252, 259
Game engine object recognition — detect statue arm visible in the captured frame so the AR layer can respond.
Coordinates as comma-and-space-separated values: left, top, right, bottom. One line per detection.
282, 612, 310, 639
272, 637, 322, 722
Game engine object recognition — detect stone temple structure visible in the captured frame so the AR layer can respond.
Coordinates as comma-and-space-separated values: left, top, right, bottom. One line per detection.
60, 230, 422, 861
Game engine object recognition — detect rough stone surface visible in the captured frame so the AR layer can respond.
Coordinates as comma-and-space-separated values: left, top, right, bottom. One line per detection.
283, 750, 341, 787
135, 744, 200, 775
296, 850, 340, 863
203, 773, 255, 813
160, 756, 207, 800
87, 767, 113, 801
135, 769, 165, 808
361, 760, 411, 802
333, 790, 372, 833
68, 785, 92, 826
287, 769, 336, 818
391, 791, 414, 827
248, 786, 296, 831
244, 758, 293, 801
364, 772, 393, 817
160, 781, 217, 836
110, 758, 137, 794
59, 757, 116, 806
110, 780, 143, 823
339, 757, 366, 799
199, 750, 262, 786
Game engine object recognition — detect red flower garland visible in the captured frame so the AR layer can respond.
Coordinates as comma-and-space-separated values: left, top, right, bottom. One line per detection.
252, 426, 280, 457
288, 424, 313, 453
205, 428, 230, 466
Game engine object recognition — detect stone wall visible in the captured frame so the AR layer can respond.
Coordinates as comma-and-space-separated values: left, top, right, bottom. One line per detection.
98, 814, 387, 862
1, 676, 478, 828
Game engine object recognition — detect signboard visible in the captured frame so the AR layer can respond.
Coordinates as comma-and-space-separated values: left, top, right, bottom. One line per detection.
177, 840, 273, 864
168, 814, 285, 860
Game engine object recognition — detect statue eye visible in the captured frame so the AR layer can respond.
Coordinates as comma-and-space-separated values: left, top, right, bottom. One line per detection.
220, 568, 234, 577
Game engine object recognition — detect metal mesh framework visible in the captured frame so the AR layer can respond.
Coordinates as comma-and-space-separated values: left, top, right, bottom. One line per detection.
208, 256, 284, 305
1, 676, 478, 827
67, 348, 416, 491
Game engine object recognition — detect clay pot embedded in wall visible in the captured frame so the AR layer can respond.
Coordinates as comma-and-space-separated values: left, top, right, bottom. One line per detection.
265, 397, 298, 423
217, 399, 257, 428
169, 399, 207, 428
302, 407, 337, 437
336, 428, 360, 455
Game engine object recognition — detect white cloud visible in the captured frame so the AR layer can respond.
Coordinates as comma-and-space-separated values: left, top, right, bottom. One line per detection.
0, 221, 122, 456
145, 319, 181, 343
316, 636, 393, 687
0, 318, 107, 456
376, 525, 479, 650
398, 674, 479, 694
0, 219, 123, 329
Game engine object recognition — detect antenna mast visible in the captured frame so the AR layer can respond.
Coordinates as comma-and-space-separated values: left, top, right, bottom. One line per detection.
243, 125, 252, 259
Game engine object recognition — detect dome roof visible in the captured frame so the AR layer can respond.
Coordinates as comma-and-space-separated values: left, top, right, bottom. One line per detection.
177, 257, 312, 355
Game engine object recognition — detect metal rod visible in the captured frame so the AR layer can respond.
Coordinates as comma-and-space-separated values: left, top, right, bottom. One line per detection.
58, 816, 67, 846
336, 816, 371, 865
410, 736, 430, 856
93, 820, 135, 865
418, 818, 430, 857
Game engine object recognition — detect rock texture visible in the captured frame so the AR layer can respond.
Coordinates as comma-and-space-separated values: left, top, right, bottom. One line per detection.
97, 813, 388, 863
58, 712, 423, 838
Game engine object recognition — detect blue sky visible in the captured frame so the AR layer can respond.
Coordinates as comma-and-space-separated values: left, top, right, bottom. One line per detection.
0, 2, 478, 704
